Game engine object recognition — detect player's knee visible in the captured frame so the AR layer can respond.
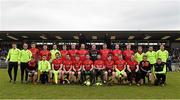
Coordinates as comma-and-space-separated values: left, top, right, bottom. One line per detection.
71, 72, 75, 75
78, 71, 81, 75
28, 73, 31, 76
112, 72, 116, 76
104, 71, 108, 75
123, 72, 127, 77
34, 72, 38, 75
61, 71, 64, 75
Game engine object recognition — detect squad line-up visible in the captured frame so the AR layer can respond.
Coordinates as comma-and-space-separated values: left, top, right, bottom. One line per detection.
6, 42, 168, 86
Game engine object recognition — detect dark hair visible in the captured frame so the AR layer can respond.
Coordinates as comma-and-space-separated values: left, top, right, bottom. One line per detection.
157, 58, 162, 60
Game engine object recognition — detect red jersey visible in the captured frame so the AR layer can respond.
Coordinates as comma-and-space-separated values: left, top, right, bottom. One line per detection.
94, 60, 104, 69
63, 60, 73, 71
105, 60, 114, 70
73, 60, 82, 71
68, 49, 78, 60
28, 59, 37, 70
83, 60, 93, 71
127, 61, 138, 71
123, 50, 134, 62
52, 59, 62, 71
139, 60, 151, 71
115, 59, 126, 71
29, 48, 39, 61
100, 49, 111, 61
112, 49, 122, 61
39, 50, 51, 61
77, 49, 88, 61
60, 50, 68, 61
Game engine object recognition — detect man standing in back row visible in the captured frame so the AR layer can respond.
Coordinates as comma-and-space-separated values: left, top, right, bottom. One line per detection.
112, 44, 122, 61
100, 43, 111, 61
29, 42, 39, 62
77, 44, 89, 61
68, 44, 78, 61
156, 45, 169, 63
146, 46, 156, 66
39, 44, 51, 61
50, 44, 60, 62
89, 44, 99, 61
123, 44, 134, 62
135, 46, 144, 64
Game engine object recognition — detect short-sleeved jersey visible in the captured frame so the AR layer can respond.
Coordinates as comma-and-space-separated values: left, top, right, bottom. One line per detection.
39, 50, 51, 61
68, 49, 78, 61
123, 50, 134, 62
115, 59, 126, 71
29, 48, 39, 61
63, 60, 73, 71
73, 60, 82, 71
60, 50, 68, 61
100, 49, 111, 61
28, 59, 37, 70
94, 60, 104, 69
127, 61, 138, 71
105, 60, 114, 70
83, 60, 93, 71
89, 49, 99, 61
52, 59, 62, 71
139, 60, 151, 71
112, 49, 122, 61
77, 49, 89, 61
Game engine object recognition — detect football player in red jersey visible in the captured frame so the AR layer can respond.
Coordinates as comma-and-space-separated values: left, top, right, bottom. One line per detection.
139, 55, 152, 85
68, 44, 78, 61
112, 44, 122, 61
94, 54, 105, 84
60, 45, 68, 61
77, 44, 89, 61
61, 54, 73, 84
39, 44, 51, 61
72, 55, 83, 83
127, 55, 141, 86
104, 54, 116, 84
27, 56, 38, 84
123, 44, 134, 62
114, 54, 127, 83
29, 42, 39, 61
100, 43, 111, 61
81, 54, 95, 85
50, 52, 62, 84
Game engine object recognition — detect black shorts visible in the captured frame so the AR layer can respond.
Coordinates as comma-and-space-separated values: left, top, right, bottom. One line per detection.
95, 69, 104, 76
106, 69, 113, 76
73, 71, 80, 76
140, 70, 151, 79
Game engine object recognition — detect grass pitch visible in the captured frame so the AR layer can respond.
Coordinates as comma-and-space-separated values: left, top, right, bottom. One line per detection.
0, 69, 180, 99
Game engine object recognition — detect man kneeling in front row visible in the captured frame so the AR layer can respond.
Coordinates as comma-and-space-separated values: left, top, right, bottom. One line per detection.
153, 58, 167, 86
27, 56, 38, 84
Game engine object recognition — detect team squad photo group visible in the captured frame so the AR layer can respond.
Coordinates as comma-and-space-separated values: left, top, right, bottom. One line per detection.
6, 42, 169, 87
